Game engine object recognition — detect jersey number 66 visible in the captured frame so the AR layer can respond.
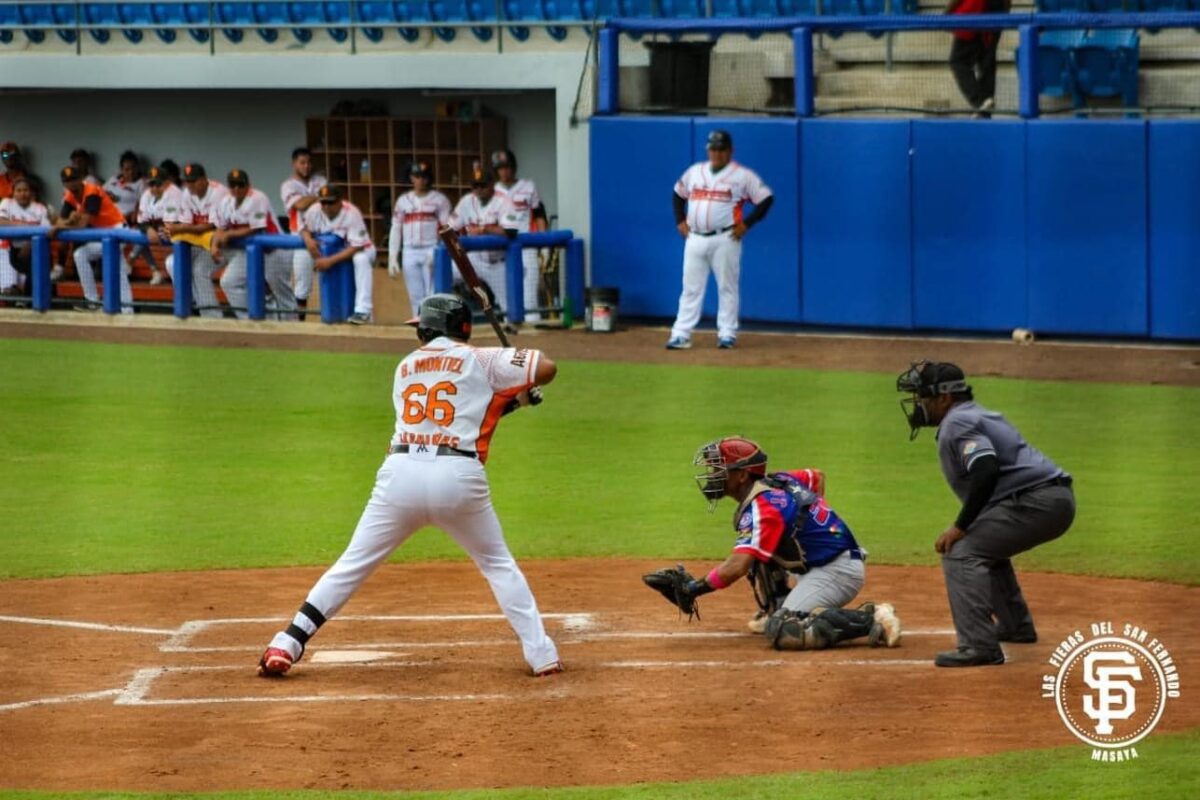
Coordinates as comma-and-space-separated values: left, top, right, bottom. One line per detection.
401, 381, 458, 426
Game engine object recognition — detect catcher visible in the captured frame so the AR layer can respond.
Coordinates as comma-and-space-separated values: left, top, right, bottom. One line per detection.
643, 436, 902, 651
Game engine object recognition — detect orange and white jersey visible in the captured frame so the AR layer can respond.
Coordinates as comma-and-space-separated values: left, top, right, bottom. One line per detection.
103, 174, 145, 216
450, 192, 504, 231
280, 174, 327, 232
494, 179, 540, 231
392, 190, 452, 248
137, 184, 188, 225
389, 337, 540, 464
302, 201, 375, 255
675, 161, 772, 234
217, 188, 281, 233
0, 197, 50, 250
183, 181, 229, 226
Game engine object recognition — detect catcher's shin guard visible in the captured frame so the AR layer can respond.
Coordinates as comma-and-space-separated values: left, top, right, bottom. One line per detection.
765, 605, 882, 651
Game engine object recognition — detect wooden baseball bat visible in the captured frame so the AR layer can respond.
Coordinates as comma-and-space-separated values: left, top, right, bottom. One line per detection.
438, 225, 510, 347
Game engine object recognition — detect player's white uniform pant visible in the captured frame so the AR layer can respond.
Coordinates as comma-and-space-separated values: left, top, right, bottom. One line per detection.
473, 252, 508, 314
521, 247, 541, 322
165, 245, 223, 318
670, 231, 742, 341
402, 246, 435, 316
0, 247, 20, 291
292, 249, 314, 302
74, 240, 133, 313
221, 249, 297, 320
274, 453, 559, 671
350, 250, 374, 317
782, 551, 866, 615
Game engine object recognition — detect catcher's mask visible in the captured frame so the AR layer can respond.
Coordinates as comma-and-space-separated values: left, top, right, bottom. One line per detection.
694, 436, 768, 511
896, 360, 971, 440
406, 293, 472, 343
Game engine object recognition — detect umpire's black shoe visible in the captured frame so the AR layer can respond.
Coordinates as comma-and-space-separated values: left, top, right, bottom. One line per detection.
934, 647, 1005, 667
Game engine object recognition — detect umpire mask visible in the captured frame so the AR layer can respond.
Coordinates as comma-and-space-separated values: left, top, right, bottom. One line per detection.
693, 437, 768, 512
896, 361, 970, 441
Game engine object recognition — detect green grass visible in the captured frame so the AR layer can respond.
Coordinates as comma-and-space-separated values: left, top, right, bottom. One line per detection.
2, 728, 1196, 799
1, 338, 1198, 584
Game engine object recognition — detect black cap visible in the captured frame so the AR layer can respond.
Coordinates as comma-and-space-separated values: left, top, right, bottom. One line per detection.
70, 147, 91, 161
410, 160, 431, 179
317, 184, 342, 203
60, 165, 82, 183
706, 130, 733, 150
470, 164, 491, 187
182, 163, 206, 181
490, 149, 516, 172
226, 168, 250, 187
146, 166, 166, 185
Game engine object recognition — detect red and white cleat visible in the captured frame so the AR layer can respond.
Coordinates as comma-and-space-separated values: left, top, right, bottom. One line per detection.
256, 647, 295, 677
533, 661, 565, 678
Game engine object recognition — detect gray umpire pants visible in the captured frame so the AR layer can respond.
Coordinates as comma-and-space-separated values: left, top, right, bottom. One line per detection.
942, 484, 1076, 652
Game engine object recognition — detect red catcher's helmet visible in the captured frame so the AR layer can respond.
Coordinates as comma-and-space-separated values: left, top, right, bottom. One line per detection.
694, 436, 768, 510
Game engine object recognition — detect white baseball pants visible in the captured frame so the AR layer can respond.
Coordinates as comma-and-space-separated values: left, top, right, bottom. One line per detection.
669, 232, 742, 341
221, 249, 297, 320
351, 250, 375, 316
782, 551, 866, 614
402, 246, 435, 316
274, 453, 559, 671
0, 247, 19, 291
293, 249, 314, 302
472, 251, 508, 314
74, 241, 133, 313
522, 247, 541, 322
165, 245, 223, 318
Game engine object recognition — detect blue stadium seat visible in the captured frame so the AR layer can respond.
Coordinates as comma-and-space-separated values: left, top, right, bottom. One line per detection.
83, 3, 120, 43
119, 3, 158, 43
214, 2, 252, 41
1088, 0, 1127, 10
1137, 0, 1190, 8
322, 1, 349, 41
658, 0, 704, 16
428, 0, 464, 42
253, 1, 288, 42
0, 4, 17, 44
1075, 28, 1139, 109
502, 0, 545, 42
576, 0, 620, 16
355, 1, 391, 42
777, 0, 818, 13
52, 2, 76, 42
616, 0, 654, 17
1035, 29, 1085, 103
541, 0, 573, 39
19, 3, 71, 44
152, 3, 211, 43
1036, 0, 1090, 10
284, 2, 320, 42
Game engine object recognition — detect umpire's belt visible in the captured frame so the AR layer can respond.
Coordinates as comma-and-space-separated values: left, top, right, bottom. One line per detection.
1007, 474, 1073, 500
692, 226, 734, 237
389, 444, 477, 459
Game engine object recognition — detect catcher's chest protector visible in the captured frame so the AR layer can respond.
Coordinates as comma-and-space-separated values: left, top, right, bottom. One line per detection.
734, 476, 818, 571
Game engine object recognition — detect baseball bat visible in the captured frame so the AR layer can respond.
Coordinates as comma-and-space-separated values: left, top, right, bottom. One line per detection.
438, 225, 510, 347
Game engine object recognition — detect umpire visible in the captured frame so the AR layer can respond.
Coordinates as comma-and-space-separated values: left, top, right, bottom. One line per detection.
897, 361, 1075, 667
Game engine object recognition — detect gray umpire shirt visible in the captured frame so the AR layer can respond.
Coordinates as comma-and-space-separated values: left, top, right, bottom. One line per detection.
936, 401, 1067, 505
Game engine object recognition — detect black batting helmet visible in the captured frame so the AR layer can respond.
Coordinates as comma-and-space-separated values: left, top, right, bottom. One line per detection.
407, 293, 472, 343
491, 149, 517, 173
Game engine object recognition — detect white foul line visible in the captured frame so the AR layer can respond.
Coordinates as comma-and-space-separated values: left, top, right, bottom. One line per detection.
601, 658, 931, 668
0, 615, 177, 636
122, 693, 515, 707
0, 688, 124, 712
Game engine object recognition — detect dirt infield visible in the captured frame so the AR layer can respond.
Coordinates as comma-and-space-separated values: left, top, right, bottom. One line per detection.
0, 561, 1195, 792
3, 310, 1200, 386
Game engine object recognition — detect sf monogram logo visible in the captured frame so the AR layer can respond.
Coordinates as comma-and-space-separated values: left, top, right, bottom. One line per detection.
1042, 622, 1182, 763
1082, 650, 1141, 735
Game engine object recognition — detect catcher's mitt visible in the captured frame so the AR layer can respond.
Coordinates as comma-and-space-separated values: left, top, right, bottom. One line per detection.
643, 564, 704, 621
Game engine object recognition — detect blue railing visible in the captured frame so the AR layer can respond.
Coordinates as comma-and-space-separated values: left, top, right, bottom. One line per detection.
597, 13, 1200, 117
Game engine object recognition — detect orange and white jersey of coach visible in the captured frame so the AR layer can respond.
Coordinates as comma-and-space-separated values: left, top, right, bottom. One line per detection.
674, 161, 772, 234
389, 337, 539, 464
280, 174, 327, 232
392, 190, 452, 248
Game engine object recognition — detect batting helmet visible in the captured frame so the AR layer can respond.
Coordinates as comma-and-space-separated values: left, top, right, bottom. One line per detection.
693, 436, 768, 510
407, 293, 472, 343
896, 360, 972, 439
491, 149, 517, 173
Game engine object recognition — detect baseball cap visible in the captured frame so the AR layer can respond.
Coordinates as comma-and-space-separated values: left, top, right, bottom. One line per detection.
146, 166, 166, 185
182, 163, 207, 181
706, 130, 733, 150
0, 141, 19, 160
60, 165, 83, 182
410, 160, 431, 179
317, 184, 342, 203
470, 165, 491, 187
226, 168, 250, 187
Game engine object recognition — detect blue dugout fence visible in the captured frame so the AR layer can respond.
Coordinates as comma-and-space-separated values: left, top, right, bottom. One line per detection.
591, 15, 1200, 340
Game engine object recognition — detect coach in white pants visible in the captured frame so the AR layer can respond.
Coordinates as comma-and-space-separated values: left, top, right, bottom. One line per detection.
667, 130, 774, 351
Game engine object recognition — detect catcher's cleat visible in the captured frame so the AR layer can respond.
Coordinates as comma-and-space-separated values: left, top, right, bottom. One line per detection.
748, 610, 769, 635
533, 660, 565, 678
256, 647, 295, 677
868, 603, 902, 648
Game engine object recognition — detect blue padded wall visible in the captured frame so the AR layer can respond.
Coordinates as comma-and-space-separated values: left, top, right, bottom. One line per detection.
801, 121, 913, 329
692, 119, 801, 324
589, 116, 694, 317
1147, 121, 1200, 340
1026, 121, 1148, 336
911, 121, 1027, 332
